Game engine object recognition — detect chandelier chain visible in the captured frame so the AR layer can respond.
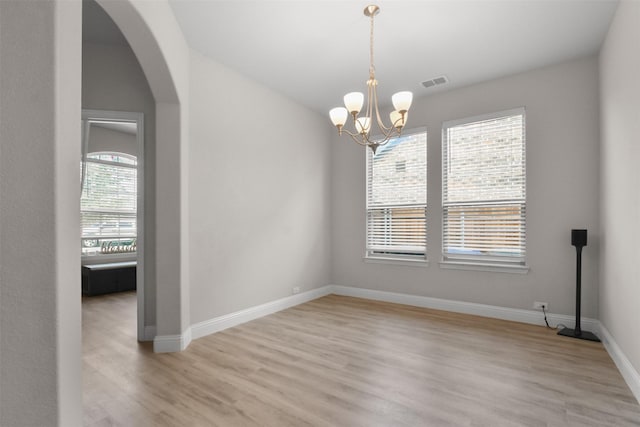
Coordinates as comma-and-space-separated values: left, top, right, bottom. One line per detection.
369, 12, 375, 79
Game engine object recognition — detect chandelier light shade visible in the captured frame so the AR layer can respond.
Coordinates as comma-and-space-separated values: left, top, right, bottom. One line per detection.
329, 5, 413, 153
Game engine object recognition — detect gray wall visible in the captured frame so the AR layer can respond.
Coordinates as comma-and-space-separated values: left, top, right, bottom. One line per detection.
188, 50, 332, 324
0, 0, 189, 421
599, 0, 640, 375
82, 41, 157, 327
0, 1, 82, 424
331, 56, 601, 317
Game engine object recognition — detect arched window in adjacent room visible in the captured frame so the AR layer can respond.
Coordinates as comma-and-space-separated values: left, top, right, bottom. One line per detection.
81, 151, 137, 256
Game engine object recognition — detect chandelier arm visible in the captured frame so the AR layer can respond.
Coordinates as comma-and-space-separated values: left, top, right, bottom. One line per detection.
340, 128, 361, 138
341, 130, 372, 147
367, 87, 402, 144
340, 125, 388, 147
366, 126, 401, 145
371, 83, 393, 134
339, 125, 400, 148
362, 125, 401, 145
342, 109, 399, 146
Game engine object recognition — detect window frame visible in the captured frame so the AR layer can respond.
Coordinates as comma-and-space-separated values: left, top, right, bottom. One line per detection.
365, 127, 428, 264
440, 108, 528, 273
81, 150, 138, 258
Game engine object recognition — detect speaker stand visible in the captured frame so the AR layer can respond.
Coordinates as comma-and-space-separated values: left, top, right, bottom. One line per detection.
557, 327, 600, 342
558, 244, 600, 342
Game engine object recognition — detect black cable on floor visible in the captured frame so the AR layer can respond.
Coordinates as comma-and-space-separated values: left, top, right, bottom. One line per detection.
542, 305, 553, 329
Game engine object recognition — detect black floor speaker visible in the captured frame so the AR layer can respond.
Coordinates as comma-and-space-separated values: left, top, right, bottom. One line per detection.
558, 229, 600, 342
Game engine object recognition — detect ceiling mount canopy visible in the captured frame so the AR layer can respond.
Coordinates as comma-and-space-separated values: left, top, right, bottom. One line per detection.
329, 4, 413, 154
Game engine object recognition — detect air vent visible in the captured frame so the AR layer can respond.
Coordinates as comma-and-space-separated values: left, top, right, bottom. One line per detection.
421, 75, 448, 89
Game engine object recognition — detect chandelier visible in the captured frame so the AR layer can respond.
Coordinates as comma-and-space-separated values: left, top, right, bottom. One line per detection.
329, 5, 413, 154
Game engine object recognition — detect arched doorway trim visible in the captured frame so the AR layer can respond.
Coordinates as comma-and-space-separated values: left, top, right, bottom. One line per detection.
95, 0, 191, 348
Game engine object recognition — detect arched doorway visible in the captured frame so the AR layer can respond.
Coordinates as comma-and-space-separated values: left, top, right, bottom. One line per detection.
93, 0, 190, 346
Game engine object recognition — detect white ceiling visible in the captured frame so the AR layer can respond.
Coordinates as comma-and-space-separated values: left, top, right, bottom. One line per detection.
86, 0, 619, 116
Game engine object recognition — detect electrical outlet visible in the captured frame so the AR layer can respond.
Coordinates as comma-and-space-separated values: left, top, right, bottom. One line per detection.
292, 287, 300, 294
533, 301, 548, 310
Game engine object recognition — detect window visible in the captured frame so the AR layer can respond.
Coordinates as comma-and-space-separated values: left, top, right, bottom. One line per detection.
442, 108, 526, 267
81, 152, 137, 256
366, 130, 427, 260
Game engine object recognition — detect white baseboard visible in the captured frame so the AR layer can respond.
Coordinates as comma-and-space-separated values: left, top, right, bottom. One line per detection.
597, 323, 640, 404
148, 283, 640, 405
329, 285, 600, 332
191, 285, 333, 340
155, 284, 599, 352
153, 286, 333, 352
153, 328, 192, 353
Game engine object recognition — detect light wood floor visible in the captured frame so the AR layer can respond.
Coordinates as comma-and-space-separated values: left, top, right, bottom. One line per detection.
83, 292, 640, 427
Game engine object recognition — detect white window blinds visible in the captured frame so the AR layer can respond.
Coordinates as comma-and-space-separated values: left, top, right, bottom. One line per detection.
442, 108, 526, 264
366, 131, 427, 259
81, 152, 137, 255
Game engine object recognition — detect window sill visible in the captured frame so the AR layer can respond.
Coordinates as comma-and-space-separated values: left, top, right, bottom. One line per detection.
363, 256, 429, 268
439, 260, 529, 274
82, 253, 137, 266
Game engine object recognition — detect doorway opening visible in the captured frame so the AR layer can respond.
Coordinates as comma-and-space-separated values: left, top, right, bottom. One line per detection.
81, 110, 145, 340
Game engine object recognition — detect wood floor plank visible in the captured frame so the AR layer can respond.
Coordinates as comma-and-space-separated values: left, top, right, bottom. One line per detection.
83, 292, 640, 426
